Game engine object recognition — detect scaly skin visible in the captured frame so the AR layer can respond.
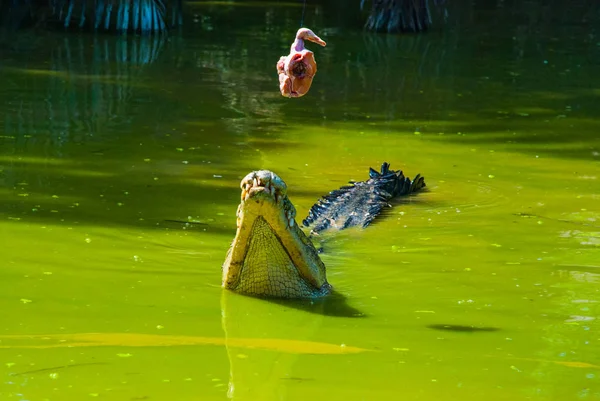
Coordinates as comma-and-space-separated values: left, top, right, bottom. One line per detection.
222, 170, 331, 298
303, 162, 426, 234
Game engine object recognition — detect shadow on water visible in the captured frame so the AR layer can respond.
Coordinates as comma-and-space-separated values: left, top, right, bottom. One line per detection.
427, 324, 500, 333
270, 290, 366, 318
234, 290, 366, 318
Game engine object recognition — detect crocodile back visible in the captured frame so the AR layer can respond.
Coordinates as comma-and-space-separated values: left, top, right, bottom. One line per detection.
302, 163, 426, 234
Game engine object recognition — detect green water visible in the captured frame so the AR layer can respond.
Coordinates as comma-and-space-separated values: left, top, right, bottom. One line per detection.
1, 2, 599, 400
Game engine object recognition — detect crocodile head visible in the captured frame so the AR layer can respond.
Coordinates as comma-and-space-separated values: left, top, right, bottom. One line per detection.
222, 170, 331, 298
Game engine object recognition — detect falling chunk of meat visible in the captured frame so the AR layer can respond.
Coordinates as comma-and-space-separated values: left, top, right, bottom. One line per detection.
276, 28, 327, 98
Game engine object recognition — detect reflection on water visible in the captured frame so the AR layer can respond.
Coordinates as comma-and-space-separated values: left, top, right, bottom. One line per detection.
0, 2, 599, 401
2, 34, 166, 150
221, 291, 368, 400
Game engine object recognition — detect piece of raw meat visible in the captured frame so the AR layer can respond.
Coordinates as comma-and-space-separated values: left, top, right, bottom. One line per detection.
276, 28, 326, 98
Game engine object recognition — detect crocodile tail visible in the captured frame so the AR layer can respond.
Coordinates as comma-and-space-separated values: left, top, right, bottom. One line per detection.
380, 162, 391, 175
409, 174, 426, 193
369, 162, 394, 179
389, 171, 426, 197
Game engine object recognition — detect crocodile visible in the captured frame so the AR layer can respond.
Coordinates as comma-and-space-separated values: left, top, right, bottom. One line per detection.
222, 162, 426, 298
303, 162, 426, 234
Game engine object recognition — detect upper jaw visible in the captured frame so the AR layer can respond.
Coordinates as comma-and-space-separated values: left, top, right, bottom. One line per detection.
222, 170, 330, 297
238, 170, 296, 229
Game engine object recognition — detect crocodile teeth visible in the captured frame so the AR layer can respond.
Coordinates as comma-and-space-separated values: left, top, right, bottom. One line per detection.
253, 177, 259, 188
284, 203, 296, 228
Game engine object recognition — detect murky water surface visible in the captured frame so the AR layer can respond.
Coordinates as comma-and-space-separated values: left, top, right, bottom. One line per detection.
1, 2, 599, 400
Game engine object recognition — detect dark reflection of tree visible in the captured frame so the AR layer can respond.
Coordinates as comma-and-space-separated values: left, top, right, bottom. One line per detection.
338, 30, 458, 121
50, 0, 182, 34
2, 34, 166, 152
0, 0, 182, 35
361, 0, 432, 33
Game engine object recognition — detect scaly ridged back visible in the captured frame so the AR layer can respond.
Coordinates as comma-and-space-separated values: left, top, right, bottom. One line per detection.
302, 162, 426, 234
